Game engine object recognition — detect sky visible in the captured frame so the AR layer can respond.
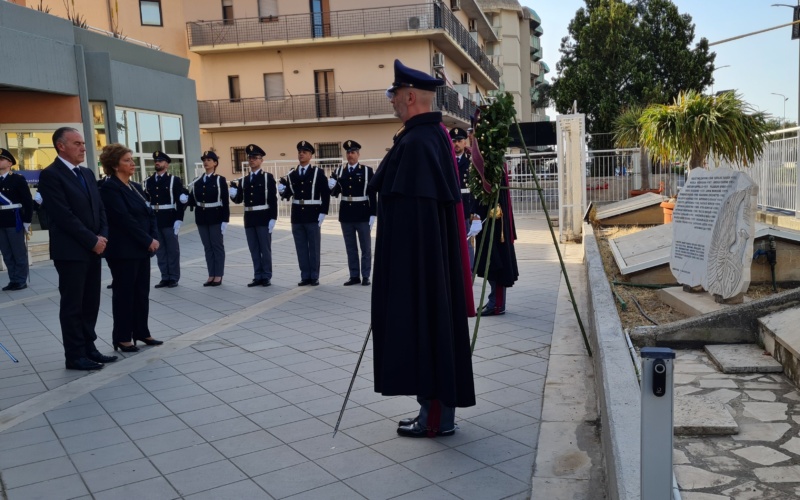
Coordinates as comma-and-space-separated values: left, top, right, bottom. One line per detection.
521, 0, 800, 125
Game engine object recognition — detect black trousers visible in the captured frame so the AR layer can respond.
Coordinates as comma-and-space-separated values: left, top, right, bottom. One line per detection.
54, 258, 101, 360
107, 257, 152, 343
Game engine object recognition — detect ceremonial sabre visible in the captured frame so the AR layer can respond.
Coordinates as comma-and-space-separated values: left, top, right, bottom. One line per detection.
332, 324, 372, 438
0, 342, 18, 363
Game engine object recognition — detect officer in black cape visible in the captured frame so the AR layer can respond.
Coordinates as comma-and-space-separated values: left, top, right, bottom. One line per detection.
369, 59, 476, 438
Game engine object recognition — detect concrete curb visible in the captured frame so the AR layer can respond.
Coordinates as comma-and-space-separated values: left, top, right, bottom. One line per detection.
583, 222, 641, 500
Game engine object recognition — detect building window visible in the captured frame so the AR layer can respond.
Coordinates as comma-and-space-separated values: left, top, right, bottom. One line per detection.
259, 0, 278, 20
228, 76, 241, 102
222, 0, 234, 25
139, 0, 162, 26
264, 73, 284, 100
315, 142, 340, 171
114, 108, 186, 183
231, 146, 247, 174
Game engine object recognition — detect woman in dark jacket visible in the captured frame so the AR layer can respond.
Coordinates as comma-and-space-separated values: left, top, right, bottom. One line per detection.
188, 151, 230, 286
99, 144, 163, 352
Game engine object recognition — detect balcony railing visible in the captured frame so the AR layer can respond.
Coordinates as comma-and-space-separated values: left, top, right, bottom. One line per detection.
187, 3, 500, 86
197, 87, 477, 126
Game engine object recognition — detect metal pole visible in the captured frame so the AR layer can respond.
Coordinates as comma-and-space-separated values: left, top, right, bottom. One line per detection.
640, 347, 675, 500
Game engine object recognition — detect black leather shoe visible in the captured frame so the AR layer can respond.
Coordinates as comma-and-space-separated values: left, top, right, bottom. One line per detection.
87, 351, 118, 364
310, 280, 320, 286
154, 280, 170, 288
107, 283, 113, 289
4, 283, 27, 291
167, 281, 178, 288
247, 279, 263, 287
397, 422, 455, 438
481, 306, 505, 317
113, 342, 139, 353
361, 278, 370, 286
203, 280, 214, 287
262, 280, 271, 287
1, 283, 13, 291
298, 279, 311, 286
398, 416, 419, 427
343, 277, 360, 286
134, 337, 164, 346
65, 357, 104, 370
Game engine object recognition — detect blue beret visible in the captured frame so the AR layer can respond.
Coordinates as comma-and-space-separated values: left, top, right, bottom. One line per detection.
387, 59, 444, 96
246, 144, 266, 157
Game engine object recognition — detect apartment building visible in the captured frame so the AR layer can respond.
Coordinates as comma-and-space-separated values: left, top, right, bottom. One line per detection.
0, 0, 201, 179
20, 0, 502, 176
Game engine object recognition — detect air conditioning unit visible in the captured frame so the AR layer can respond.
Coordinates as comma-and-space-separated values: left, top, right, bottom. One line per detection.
408, 15, 429, 30
461, 72, 471, 85
432, 52, 445, 68
451, 0, 461, 11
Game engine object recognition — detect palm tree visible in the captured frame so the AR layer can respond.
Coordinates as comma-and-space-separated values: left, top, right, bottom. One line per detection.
638, 90, 770, 171
613, 106, 650, 189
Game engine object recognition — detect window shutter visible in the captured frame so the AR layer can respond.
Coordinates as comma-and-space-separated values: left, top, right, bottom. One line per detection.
264, 73, 284, 100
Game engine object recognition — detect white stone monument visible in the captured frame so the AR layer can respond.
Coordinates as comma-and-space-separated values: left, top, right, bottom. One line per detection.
670, 167, 758, 301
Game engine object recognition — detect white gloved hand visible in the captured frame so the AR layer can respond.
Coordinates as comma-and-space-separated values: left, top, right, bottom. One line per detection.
221, 222, 227, 235
369, 215, 376, 230
179, 193, 189, 204
277, 184, 286, 194
34, 192, 43, 205
23, 223, 31, 232
268, 219, 276, 234
318, 213, 326, 227
467, 219, 483, 238
173, 220, 182, 235
328, 178, 337, 189
229, 187, 238, 198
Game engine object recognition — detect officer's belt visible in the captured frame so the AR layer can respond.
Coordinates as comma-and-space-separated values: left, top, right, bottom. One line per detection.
151, 203, 176, 211
0, 203, 22, 210
342, 196, 368, 202
244, 204, 270, 212
292, 199, 322, 205
197, 201, 223, 208
460, 188, 471, 194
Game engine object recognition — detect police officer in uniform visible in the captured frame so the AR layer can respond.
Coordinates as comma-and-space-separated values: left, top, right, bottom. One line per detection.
450, 128, 482, 269
0, 149, 33, 291
144, 151, 187, 288
329, 140, 376, 286
278, 141, 331, 286
229, 144, 277, 287
188, 151, 230, 286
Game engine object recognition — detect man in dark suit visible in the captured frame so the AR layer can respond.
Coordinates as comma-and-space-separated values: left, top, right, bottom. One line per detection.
0, 148, 33, 291
38, 127, 117, 370
229, 144, 278, 287
328, 140, 376, 286
144, 151, 186, 288
278, 141, 331, 286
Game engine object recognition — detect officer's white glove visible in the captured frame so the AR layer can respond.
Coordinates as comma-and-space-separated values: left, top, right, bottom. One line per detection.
268, 219, 276, 234
34, 192, 43, 205
173, 220, 182, 235
23, 223, 31, 232
229, 187, 238, 198
318, 213, 326, 227
328, 178, 337, 189
277, 184, 286, 194
467, 219, 483, 238
221, 222, 227, 235
179, 193, 189, 204
369, 215, 376, 230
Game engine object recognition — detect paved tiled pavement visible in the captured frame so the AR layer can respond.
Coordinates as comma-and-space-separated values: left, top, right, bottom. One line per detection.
0, 215, 567, 499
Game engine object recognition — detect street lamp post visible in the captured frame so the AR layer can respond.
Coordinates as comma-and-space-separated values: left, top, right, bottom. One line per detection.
771, 92, 789, 125
711, 65, 731, 94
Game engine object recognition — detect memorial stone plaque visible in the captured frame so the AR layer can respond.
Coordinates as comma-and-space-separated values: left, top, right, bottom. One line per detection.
670, 167, 758, 300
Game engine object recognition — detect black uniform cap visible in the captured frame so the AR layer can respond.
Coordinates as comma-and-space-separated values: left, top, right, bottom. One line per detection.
386, 59, 444, 97
343, 140, 362, 152
0, 148, 16, 166
449, 128, 467, 140
246, 144, 266, 157
152, 150, 172, 163
297, 141, 315, 155
200, 150, 219, 162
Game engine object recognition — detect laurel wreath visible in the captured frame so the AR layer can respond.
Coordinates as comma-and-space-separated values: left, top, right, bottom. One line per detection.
468, 92, 515, 206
